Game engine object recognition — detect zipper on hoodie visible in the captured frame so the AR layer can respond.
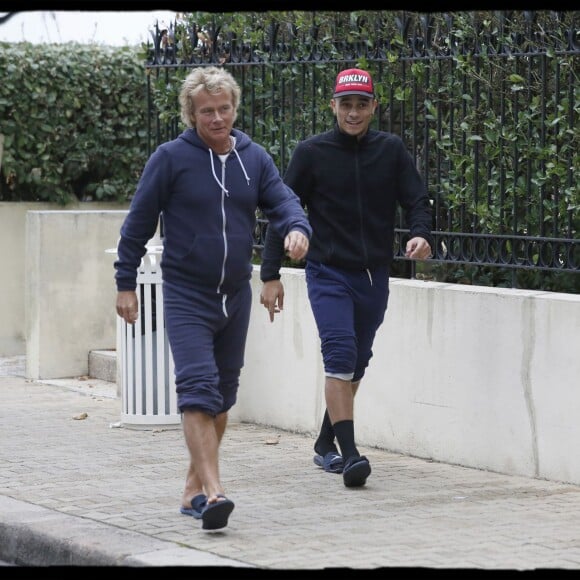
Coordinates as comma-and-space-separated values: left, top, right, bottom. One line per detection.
354, 141, 368, 264
207, 136, 251, 299
217, 158, 228, 295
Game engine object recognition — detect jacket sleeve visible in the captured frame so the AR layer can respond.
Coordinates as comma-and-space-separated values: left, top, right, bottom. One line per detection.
260, 143, 311, 282
396, 139, 435, 253
260, 220, 285, 282
114, 148, 167, 291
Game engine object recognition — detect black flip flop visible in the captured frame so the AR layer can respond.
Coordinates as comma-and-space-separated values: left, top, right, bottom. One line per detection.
201, 494, 235, 530
180, 493, 207, 519
342, 455, 371, 487
313, 451, 344, 473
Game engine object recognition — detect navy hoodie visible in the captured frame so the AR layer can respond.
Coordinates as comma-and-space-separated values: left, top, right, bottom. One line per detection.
115, 127, 311, 294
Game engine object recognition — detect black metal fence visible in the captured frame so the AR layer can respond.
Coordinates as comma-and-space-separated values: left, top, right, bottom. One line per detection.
144, 11, 579, 290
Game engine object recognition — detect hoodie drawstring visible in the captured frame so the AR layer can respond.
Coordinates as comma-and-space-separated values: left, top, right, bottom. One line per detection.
366, 269, 373, 286
208, 136, 251, 194
233, 148, 251, 185
209, 152, 229, 196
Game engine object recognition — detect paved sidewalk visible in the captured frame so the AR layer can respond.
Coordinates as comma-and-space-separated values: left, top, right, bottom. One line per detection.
1, 357, 580, 570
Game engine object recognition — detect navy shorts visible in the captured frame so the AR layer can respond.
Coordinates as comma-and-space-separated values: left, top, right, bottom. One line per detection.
305, 260, 389, 382
163, 281, 252, 416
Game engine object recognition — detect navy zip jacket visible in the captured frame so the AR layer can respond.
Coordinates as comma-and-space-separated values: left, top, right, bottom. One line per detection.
115, 127, 311, 294
260, 125, 434, 281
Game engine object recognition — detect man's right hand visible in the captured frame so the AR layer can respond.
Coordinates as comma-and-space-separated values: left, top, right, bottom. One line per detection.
116, 290, 139, 325
260, 280, 284, 323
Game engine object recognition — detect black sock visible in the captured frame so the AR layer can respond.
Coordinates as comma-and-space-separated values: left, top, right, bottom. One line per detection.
314, 410, 339, 456
332, 420, 359, 462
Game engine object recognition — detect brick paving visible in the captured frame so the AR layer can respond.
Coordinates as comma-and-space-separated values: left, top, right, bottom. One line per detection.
1, 359, 580, 569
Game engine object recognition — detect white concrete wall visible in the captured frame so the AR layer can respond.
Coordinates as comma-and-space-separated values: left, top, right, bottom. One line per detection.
236, 268, 580, 485
357, 283, 580, 484
4, 208, 580, 484
24, 209, 129, 379
1, 202, 58, 355
0, 202, 128, 357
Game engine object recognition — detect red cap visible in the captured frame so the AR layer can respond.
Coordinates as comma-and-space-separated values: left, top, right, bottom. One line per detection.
333, 68, 374, 98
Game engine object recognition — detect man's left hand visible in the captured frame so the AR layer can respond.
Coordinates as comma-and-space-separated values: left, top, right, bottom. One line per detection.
405, 237, 432, 260
284, 230, 309, 261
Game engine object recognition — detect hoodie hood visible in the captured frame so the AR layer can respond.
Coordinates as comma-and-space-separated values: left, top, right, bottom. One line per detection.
179, 128, 252, 194
178, 127, 252, 152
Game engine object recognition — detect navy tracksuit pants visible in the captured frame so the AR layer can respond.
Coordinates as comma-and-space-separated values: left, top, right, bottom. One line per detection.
163, 281, 252, 416
305, 260, 390, 383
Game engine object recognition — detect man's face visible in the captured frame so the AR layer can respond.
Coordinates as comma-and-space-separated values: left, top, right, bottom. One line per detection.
331, 95, 377, 139
192, 88, 236, 151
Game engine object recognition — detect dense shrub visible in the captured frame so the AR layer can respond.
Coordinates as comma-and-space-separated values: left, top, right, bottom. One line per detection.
0, 42, 148, 204
0, 12, 577, 292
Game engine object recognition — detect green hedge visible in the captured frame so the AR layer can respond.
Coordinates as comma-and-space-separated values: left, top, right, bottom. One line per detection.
0, 20, 577, 293
0, 42, 148, 205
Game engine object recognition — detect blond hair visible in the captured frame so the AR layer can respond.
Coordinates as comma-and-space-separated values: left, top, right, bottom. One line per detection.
179, 66, 241, 128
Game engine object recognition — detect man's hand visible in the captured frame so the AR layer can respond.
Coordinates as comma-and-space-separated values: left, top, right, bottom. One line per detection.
116, 290, 139, 325
405, 237, 432, 260
284, 230, 309, 261
260, 280, 284, 323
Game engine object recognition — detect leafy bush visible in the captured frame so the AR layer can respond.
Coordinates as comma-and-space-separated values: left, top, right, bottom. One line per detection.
1, 12, 577, 292
0, 42, 148, 204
